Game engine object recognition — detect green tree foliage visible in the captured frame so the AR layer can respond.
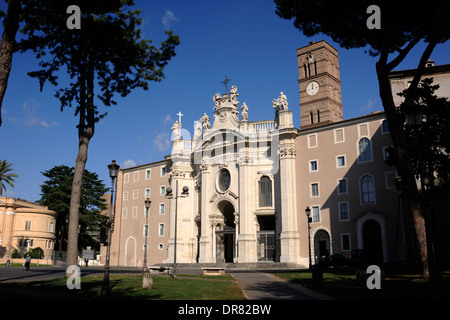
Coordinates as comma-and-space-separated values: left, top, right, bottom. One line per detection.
0, 159, 18, 195
274, 0, 450, 281
38, 165, 109, 251
16, 0, 179, 269
397, 79, 450, 185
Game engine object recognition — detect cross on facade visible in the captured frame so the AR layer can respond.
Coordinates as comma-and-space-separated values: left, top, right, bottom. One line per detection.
222, 75, 231, 93
177, 111, 183, 124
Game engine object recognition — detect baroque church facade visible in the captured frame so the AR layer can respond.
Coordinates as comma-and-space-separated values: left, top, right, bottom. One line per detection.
109, 40, 409, 267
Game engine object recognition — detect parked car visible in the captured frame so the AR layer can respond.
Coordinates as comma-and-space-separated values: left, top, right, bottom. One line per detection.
350, 249, 383, 266
318, 253, 350, 268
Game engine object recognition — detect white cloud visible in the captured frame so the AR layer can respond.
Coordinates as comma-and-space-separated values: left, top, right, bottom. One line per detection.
359, 97, 377, 115
162, 114, 174, 126
162, 10, 179, 29
121, 159, 137, 169
153, 132, 171, 152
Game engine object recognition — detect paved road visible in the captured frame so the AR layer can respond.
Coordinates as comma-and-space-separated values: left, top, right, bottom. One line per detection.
231, 272, 333, 300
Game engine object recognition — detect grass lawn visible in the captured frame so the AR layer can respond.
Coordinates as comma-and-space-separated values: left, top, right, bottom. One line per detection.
274, 265, 450, 300
0, 274, 246, 300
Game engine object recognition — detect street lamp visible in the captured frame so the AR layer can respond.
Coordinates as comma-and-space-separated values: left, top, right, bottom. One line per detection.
165, 181, 189, 279
143, 197, 151, 271
305, 206, 312, 270
142, 197, 153, 289
101, 160, 120, 296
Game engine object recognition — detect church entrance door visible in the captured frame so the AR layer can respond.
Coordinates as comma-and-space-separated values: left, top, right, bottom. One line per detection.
216, 201, 236, 263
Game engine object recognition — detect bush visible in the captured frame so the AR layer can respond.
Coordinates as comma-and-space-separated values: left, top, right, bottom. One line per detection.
25, 247, 44, 259
11, 249, 21, 258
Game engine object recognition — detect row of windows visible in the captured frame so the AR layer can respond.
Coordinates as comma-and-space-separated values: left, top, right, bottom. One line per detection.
123, 186, 166, 201
122, 204, 166, 218
143, 223, 165, 237
17, 239, 54, 249
124, 166, 167, 183
21, 221, 54, 232
307, 119, 390, 148
309, 174, 376, 204
308, 202, 350, 223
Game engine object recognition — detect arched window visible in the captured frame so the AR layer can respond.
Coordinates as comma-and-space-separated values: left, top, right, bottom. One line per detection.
259, 176, 273, 207
358, 137, 372, 162
361, 175, 375, 204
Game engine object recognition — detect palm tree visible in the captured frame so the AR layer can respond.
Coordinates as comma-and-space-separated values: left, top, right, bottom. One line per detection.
0, 160, 18, 196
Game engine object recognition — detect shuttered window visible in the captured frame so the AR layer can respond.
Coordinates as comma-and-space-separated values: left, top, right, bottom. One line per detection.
259, 176, 273, 207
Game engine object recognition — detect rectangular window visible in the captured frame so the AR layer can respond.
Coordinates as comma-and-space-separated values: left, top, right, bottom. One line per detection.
161, 166, 167, 177
334, 128, 345, 143
312, 206, 320, 222
123, 192, 128, 201
341, 234, 351, 252
338, 179, 348, 194
337, 156, 346, 168
339, 202, 349, 221
133, 190, 138, 199
49, 222, 54, 233
124, 173, 129, 183
133, 171, 139, 182
132, 206, 138, 218
311, 183, 319, 197
159, 223, 165, 236
146, 169, 151, 180
160, 186, 166, 195
159, 203, 165, 214
307, 134, 317, 148
310, 160, 318, 172
145, 188, 150, 198
122, 208, 128, 219
381, 119, 390, 134
25, 221, 31, 231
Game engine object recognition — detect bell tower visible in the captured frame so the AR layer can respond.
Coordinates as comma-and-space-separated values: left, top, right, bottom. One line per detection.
297, 40, 343, 128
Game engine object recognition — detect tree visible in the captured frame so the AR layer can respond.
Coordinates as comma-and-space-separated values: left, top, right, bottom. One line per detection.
274, 0, 450, 280
17, 0, 180, 272
38, 165, 109, 252
0, 159, 18, 195
0, 0, 22, 127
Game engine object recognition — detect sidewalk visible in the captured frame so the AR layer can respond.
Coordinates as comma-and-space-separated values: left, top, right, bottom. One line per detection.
231, 272, 333, 300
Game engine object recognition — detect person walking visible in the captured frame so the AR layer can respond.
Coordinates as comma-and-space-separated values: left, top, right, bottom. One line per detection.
25, 254, 31, 271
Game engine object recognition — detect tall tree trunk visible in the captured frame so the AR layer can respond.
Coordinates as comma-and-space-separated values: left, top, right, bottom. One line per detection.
375, 46, 435, 280
0, 0, 21, 127
65, 63, 95, 274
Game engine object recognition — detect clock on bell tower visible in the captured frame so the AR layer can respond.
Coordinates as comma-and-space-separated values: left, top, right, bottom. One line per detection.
297, 40, 343, 128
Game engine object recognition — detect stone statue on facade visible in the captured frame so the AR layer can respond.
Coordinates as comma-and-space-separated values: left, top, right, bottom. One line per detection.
200, 113, 211, 130
241, 102, 248, 121
229, 85, 239, 107
193, 120, 202, 139
272, 91, 289, 111
171, 120, 181, 139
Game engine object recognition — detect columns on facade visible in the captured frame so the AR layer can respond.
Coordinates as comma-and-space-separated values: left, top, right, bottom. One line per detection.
237, 156, 258, 262
278, 110, 301, 264
3, 206, 16, 258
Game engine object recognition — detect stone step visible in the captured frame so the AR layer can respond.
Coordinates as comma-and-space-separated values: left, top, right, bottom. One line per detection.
152, 262, 304, 274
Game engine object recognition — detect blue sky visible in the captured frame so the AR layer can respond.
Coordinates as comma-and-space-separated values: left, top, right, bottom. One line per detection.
1, 0, 449, 202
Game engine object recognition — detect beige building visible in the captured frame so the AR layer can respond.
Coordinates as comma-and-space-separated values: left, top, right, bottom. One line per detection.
109, 40, 448, 268
0, 197, 57, 259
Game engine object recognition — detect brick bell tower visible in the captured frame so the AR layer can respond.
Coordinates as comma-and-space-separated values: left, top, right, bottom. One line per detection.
297, 40, 343, 128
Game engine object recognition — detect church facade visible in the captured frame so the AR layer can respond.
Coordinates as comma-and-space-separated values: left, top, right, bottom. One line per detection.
110, 40, 408, 268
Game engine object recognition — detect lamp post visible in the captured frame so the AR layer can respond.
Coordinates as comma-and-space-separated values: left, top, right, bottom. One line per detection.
143, 198, 151, 272
305, 206, 312, 270
165, 180, 189, 279
142, 197, 153, 289
101, 160, 119, 296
